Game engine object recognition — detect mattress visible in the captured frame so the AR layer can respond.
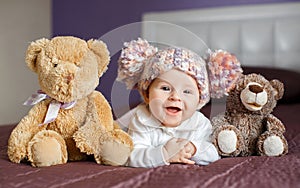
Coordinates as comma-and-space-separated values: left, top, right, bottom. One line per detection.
1, 102, 299, 188
1, 67, 300, 188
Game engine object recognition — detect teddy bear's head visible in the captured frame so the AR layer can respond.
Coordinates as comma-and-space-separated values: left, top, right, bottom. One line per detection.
226, 73, 284, 115
25, 36, 110, 102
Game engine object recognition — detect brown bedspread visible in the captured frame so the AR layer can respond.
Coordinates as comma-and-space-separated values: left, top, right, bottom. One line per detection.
1, 103, 299, 188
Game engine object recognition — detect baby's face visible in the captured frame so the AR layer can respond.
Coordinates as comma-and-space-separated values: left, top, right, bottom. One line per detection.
146, 69, 200, 127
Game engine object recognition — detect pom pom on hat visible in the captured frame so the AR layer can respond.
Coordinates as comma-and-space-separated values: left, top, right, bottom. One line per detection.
207, 49, 243, 98
117, 38, 157, 89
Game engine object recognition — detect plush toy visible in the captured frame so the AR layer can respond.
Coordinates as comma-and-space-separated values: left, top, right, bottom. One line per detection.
7, 36, 133, 167
210, 52, 288, 157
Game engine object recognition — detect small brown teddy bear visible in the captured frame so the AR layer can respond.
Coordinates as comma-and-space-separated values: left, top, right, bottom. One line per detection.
7, 36, 133, 167
211, 69, 288, 157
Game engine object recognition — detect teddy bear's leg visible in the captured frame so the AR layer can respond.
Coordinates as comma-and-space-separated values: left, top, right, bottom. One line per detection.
27, 130, 68, 167
7, 107, 47, 164
99, 128, 133, 166
257, 132, 288, 156
213, 125, 245, 156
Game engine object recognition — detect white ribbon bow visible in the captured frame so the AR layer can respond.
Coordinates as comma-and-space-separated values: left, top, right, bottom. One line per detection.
23, 90, 76, 126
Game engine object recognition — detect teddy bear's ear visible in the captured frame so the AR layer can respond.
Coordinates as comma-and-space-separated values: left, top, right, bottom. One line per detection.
25, 38, 50, 72
87, 39, 110, 77
270, 79, 284, 100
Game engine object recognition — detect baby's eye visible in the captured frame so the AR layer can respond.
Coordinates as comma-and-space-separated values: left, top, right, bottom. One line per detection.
183, 90, 192, 94
161, 86, 170, 91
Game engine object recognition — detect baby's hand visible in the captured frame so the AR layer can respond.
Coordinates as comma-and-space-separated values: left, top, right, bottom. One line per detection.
163, 138, 196, 165
184, 141, 196, 156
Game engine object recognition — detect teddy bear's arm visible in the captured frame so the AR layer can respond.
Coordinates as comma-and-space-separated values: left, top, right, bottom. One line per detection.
89, 90, 133, 148
73, 91, 114, 159
257, 114, 288, 156
265, 114, 286, 133
92, 91, 114, 131
74, 91, 133, 165
7, 102, 48, 163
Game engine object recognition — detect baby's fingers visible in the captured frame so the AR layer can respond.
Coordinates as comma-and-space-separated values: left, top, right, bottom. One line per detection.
178, 151, 194, 164
180, 157, 195, 165
182, 151, 192, 159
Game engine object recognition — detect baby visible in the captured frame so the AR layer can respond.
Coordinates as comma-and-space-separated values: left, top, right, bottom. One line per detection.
117, 38, 242, 168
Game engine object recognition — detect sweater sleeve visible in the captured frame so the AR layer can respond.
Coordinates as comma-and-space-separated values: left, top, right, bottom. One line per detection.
190, 114, 220, 165
129, 145, 168, 168
127, 114, 169, 168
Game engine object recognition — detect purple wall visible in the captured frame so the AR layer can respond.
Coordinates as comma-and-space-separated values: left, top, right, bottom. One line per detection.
52, 0, 297, 38
52, 0, 298, 112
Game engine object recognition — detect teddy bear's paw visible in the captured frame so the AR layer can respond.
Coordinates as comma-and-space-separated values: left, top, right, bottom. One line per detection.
27, 130, 68, 167
100, 140, 132, 166
217, 130, 238, 154
263, 135, 284, 156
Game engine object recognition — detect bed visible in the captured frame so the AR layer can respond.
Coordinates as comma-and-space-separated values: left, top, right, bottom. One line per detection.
1, 2, 300, 188
1, 66, 299, 188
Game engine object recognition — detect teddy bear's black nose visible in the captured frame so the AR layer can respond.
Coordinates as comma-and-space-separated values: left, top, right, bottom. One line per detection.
249, 84, 263, 94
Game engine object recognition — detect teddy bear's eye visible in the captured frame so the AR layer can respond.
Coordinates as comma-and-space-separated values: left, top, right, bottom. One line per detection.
54, 64, 58, 68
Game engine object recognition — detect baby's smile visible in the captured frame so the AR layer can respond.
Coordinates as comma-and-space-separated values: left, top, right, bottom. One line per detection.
165, 106, 182, 116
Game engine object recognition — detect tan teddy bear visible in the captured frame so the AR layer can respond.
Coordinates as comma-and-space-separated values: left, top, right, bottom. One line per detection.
211, 72, 288, 157
7, 36, 133, 167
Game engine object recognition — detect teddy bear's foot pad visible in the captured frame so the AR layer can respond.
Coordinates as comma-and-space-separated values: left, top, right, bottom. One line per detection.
100, 140, 131, 166
28, 130, 67, 167
217, 130, 237, 154
263, 135, 284, 156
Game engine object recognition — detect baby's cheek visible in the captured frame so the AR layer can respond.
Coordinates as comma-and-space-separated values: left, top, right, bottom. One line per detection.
149, 98, 165, 119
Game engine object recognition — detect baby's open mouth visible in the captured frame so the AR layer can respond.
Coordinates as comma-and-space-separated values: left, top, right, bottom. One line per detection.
166, 107, 182, 113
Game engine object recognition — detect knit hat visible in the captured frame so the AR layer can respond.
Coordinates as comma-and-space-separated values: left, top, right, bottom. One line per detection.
117, 38, 242, 108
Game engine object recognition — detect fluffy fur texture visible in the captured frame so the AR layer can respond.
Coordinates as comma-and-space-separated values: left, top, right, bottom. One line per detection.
211, 73, 288, 157
7, 36, 133, 167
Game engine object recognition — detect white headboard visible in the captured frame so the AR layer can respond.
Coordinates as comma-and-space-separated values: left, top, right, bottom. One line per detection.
142, 2, 300, 72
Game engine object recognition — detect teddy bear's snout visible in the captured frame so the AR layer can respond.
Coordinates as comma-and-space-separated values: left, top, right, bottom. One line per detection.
240, 82, 268, 111
65, 73, 74, 84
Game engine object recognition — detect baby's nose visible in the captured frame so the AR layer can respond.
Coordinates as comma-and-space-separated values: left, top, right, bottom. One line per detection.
169, 91, 181, 101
